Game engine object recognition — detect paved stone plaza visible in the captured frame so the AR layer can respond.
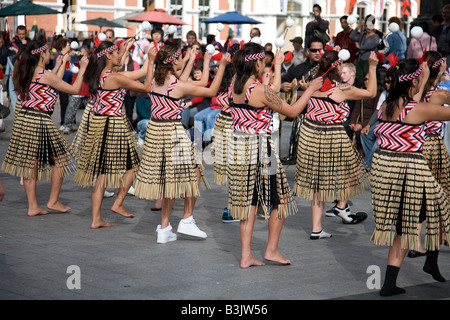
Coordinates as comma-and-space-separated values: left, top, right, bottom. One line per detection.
0, 104, 448, 301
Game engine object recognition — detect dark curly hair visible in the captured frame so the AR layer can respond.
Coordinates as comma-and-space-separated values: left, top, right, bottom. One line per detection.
154, 45, 179, 86
13, 40, 47, 102
232, 42, 264, 95
218, 43, 240, 93
385, 59, 421, 118
83, 41, 117, 96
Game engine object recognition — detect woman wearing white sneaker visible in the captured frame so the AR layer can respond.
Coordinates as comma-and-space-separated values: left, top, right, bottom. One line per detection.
133, 45, 230, 243
293, 49, 379, 239
73, 40, 156, 228
227, 43, 323, 268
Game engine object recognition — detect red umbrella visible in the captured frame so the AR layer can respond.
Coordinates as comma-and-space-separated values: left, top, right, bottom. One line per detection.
125, 8, 187, 25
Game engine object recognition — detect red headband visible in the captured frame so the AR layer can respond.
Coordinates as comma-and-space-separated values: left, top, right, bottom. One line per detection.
97, 44, 118, 58
31, 44, 48, 56
244, 51, 265, 62
398, 66, 422, 82
163, 47, 182, 65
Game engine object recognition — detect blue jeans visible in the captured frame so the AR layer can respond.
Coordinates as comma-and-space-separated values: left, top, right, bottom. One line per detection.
181, 106, 199, 129
137, 119, 149, 140
194, 108, 221, 142
360, 121, 379, 168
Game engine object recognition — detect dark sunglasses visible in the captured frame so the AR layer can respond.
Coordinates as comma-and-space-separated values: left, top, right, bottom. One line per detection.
384, 80, 391, 84
309, 48, 322, 53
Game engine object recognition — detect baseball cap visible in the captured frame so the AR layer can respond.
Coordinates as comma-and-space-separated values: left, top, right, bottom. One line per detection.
290, 37, 303, 45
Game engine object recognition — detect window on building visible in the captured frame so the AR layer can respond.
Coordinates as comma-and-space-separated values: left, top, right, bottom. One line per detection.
199, 0, 210, 39
357, 7, 366, 20
287, 0, 302, 13
170, 0, 183, 18
143, 0, 154, 10
235, 0, 243, 13
379, 8, 388, 34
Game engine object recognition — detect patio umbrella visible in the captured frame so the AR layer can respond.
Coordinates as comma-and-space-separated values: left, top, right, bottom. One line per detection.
126, 8, 187, 25
202, 11, 262, 24
0, 0, 61, 17
79, 18, 127, 31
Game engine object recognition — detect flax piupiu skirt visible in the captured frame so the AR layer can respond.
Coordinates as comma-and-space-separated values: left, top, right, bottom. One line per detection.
227, 131, 296, 220
293, 118, 370, 202
370, 148, 450, 251
73, 112, 139, 189
1, 104, 75, 180
423, 134, 450, 194
70, 100, 93, 163
212, 111, 233, 186
133, 119, 210, 200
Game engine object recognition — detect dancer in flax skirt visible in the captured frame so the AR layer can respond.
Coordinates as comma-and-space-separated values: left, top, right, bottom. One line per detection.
73, 40, 156, 229
133, 45, 231, 244
211, 43, 241, 223
407, 52, 450, 258
370, 58, 450, 296
227, 42, 323, 268
1, 40, 88, 216
293, 50, 379, 240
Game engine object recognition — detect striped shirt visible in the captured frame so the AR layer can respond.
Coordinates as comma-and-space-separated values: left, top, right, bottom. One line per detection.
229, 83, 273, 134
21, 70, 58, 113
374, 101, 427, 152
217, 90, 231, 113
423, 87, 444, 135
305, 83, 350, 124
91, 71, 126, 116
150, 79, 185, 120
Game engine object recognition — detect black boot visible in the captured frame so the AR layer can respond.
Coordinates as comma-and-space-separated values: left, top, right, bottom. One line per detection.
423, 250, 446, 282
380, 265, 406, 297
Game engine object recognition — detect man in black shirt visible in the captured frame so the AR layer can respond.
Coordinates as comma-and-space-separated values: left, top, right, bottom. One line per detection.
281, 38, 323, 93
280, 38, 324, 164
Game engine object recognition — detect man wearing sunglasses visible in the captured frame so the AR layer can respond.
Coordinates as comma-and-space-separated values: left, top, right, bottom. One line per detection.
281, 37, 324, 93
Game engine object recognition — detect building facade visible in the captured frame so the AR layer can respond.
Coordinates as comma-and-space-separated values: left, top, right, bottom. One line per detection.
1, 0, 422, 50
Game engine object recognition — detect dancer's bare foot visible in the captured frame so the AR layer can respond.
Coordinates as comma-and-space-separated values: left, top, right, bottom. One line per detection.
91, 220, 113, 229
111, 205, 135, 218
264, 250, 291, 265
47, 201, 71, 213
240, 255, 266, 268
28, 207, 50, 216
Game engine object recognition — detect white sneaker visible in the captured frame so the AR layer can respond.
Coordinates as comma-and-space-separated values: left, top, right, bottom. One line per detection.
310, 230, 332, 240
333, 205, 353, 223
177, 216, 207, 239
103, 190, 114, 198
63, 126, 70, 134
127, 185, 135, 196
58, 125, 66, 132
156, 224, 177, 244
137, 138, 144, 147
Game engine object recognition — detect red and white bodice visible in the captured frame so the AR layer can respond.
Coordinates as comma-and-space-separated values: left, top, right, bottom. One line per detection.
229, 83, 273, 134
150, 79, 185, 120
91, 71, 126, 116
305, 83, 350, 124
374, 101, 427, 152
20, 70, 58, 112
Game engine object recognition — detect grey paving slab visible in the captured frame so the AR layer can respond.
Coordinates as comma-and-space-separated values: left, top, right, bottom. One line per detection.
0, 103, 449, 303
